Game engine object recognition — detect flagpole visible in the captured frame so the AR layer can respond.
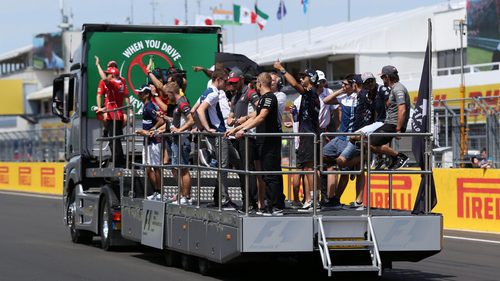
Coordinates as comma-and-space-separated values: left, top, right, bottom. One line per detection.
232, 1, 235, 53
426, 18, 433, 214
255, 0, 259, 54
280, 1, 284, 50
307, 2, 311, 44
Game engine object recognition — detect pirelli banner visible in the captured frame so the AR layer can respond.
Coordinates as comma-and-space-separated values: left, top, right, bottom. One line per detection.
285, 168, 500, 233
0, 162, 64, 195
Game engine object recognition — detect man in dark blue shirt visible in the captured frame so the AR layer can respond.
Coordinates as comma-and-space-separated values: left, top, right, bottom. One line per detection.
135, 85, 164, 200
274, 60, 320, 211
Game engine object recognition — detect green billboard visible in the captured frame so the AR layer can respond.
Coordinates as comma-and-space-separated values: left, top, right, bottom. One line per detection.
86, 31, 219, 117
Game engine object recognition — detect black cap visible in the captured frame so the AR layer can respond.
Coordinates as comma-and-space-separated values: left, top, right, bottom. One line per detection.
379, 65, 398, 76
299, 68, 319, 83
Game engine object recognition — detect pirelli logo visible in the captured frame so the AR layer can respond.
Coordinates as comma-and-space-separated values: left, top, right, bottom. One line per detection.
368, 175, 413, 210
457, 178, 500, 220
18, 167, 31, 186
0, 166, 9, 184
41, 167, 56, 188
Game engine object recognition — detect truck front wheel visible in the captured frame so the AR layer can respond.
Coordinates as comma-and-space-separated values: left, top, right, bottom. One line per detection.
67, 189, 93, 244
99, 198, 113, 251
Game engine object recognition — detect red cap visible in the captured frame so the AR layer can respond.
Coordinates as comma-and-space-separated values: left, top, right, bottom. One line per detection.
105, 66, 119, 76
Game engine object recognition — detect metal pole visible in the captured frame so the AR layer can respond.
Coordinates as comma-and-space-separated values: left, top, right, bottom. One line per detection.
160, 135, 164, 201
112, 117, 116, 169
313, 135, 317, 216
244, 136, 249, 215
177, 133, 182, 204
287, 137, 292, 204
459, 19, 467, 167
388, 174, 393, 211
144, 137, 149, 199
197, 134, 201, 207
218, 135, 222, 211
366, 134, 371, 216
427, 18, 433, 213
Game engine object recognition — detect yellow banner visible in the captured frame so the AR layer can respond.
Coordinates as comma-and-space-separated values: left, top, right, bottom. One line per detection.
0, 162, 64, 195
409, 83, 500, 123
336, 168, 500, 233
0, 80, 24, 115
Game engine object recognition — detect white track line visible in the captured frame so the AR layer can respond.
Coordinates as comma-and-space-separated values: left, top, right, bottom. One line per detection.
444, 235, 500, 245
0, 190, 60, 200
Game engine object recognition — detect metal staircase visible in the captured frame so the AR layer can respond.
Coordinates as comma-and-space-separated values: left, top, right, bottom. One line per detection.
317, 216, 382, 277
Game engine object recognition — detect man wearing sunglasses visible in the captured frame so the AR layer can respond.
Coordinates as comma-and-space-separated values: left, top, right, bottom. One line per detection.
370, 65, 410, 170
226, 68, 260, 213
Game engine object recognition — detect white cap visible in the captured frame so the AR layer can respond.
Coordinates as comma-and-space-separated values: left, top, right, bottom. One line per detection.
361, 72, 375, 83
316, 70, 326, 81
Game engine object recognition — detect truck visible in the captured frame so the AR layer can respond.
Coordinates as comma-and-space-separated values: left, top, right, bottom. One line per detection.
52, 24, 442, 277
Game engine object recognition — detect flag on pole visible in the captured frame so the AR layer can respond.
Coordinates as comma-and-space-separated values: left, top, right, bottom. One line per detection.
213, 8, 239, 26
411, 32, 438, 214
195, 15, 213, 26
277, 0, 287, 20
302, 0, 309, 14
255, 4, 269, 30
234, 4, 256, 24
174, 18, 184, 25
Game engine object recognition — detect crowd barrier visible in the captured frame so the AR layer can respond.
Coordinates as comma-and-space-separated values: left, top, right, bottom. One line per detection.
0, 161, 497, 233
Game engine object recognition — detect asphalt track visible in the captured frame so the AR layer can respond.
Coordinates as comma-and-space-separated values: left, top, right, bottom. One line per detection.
1, 191, 499, 281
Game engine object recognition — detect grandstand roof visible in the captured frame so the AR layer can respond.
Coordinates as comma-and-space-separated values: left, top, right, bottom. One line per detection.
0, 45, 32, 62
226, 1, 465, 65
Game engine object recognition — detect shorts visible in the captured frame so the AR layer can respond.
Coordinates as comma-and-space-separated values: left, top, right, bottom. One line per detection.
322, 137, 348, 159
297, 135, 319, 167
339, 142, 360, 160
142, 142, 161, 166
370, 123, 397, 146
170, 136, 191, 165
357, 122, 384, 134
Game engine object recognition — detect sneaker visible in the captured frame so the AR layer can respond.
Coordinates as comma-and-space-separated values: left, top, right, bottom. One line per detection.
389, 153, 409, 170
198, 148, 211, 167
372, 155, 386, 170
238, 204, 255, 214
271, 208, 284, 216
221, 200, 238, 210
349, 201, 363, 208
255, 208, 266, 215
323, 197, 342, 209
174, 196, 193, 205
290, 201, 303, 209
147, 192, 159, 200
262, 207, 273, 217
301, 200, 313, 210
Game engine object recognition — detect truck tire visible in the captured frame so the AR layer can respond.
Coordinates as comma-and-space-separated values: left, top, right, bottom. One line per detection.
99, 197, 113, 251
67, 189, 93, 244
181, 254, 197, 272
197, 258, 213, 276
164, 249, 180, 267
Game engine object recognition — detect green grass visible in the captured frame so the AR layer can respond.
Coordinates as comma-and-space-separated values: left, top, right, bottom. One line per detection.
467, 46, 493, 65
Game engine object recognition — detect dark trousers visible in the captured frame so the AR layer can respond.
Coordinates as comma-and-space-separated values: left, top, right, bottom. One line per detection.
234, 138, 257, 206
259, 138, 285, 209
104, 120, 125, 165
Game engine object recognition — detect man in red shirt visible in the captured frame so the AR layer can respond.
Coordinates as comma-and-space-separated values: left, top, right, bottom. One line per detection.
95, 56, 132, 166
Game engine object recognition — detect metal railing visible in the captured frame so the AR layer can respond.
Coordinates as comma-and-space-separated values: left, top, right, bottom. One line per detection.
0, 128, 65, 162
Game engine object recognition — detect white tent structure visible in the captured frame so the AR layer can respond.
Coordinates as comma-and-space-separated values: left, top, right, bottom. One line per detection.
226, 2, 466, 82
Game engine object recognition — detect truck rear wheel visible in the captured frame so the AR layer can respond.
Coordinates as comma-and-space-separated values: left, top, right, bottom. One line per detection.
99, 198, 113, 251
198, 258, 213, 276
67, 189, 93, 244
164, 249, 180, 267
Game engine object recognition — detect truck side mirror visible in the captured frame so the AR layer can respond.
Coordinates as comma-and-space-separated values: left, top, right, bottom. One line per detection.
52, 74, 75, 123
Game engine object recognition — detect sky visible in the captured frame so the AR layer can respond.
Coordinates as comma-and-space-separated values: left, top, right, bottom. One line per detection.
0, 0, 449, 54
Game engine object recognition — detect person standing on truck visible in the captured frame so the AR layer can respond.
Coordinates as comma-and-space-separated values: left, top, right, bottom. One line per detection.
273, 60, 321, 211
135, 85, 164, 200
226, 68, 260, 212
370, 65, 410, 170
226, 72, 285, 216
195, 69, 238, 209
95, 56, 132, 167
158, 82, 195, 204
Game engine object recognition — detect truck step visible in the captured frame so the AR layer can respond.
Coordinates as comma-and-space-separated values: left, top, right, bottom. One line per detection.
329, 265, 380, 272
324, 240, 374, 247
320, 216, 368, 222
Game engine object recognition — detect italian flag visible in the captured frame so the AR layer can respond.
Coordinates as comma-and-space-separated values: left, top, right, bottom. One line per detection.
254, 5, 269, 30
233, 4, 256, 24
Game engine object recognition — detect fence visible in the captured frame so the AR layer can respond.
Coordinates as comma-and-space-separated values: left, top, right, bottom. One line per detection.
432, 96, 499, 168
0, 128, 65, 162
